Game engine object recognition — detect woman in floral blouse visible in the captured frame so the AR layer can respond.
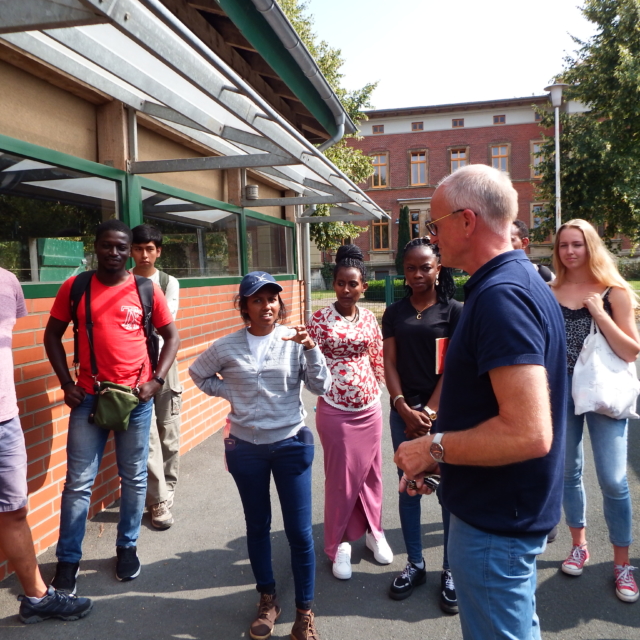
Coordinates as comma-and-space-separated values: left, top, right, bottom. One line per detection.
307, 245, 392, 581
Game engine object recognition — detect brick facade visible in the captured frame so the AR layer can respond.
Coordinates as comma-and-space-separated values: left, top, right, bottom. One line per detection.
326, 97, 555, 276
1, 280, 303, 581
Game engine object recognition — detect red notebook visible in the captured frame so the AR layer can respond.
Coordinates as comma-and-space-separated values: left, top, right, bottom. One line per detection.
435, 338, 450, 375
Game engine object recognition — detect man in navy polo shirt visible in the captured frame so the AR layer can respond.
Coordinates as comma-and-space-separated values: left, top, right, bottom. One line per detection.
395, 164, 566, 639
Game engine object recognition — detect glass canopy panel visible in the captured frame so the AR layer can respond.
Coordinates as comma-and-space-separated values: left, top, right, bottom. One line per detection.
141, 190, 240, 278
0, 152, 119, 282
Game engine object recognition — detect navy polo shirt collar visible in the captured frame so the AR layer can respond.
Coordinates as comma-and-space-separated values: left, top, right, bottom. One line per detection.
463, 249, 528, 299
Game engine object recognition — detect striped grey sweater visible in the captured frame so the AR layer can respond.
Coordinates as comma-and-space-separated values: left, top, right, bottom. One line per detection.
189, 325, 331, 444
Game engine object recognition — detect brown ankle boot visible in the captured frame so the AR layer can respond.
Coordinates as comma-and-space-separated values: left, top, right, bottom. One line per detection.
290, 609, 319, 640
249, 592, 281, 640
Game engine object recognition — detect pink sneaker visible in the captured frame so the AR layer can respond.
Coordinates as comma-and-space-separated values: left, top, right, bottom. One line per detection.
615, 564, 639, 603
561, 544, 589, 576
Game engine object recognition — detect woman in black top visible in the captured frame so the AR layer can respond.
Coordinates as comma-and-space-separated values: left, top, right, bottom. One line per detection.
382, 238, 462, 613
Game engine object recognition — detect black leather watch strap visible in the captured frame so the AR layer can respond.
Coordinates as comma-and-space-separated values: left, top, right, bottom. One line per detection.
153, 375, 165, 386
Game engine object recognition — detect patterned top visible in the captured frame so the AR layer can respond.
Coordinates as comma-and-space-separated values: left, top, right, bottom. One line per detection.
307, 304, 384, 411
561, 289, 612, 375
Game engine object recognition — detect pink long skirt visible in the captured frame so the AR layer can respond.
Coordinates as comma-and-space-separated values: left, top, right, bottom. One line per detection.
316, 397, 384, 562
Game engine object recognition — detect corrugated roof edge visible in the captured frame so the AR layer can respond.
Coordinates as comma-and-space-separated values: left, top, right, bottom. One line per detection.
217, 0, 356, 138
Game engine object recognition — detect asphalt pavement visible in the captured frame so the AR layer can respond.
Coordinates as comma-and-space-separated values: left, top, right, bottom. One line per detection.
1, 386, 639, 639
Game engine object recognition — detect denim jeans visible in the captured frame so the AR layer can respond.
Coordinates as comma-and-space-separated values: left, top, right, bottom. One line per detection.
449, 514, 547, 640
56, 394, 153, 563
390, 410, 450, 569
225, 428, 315, 610
564, 374, 633, 547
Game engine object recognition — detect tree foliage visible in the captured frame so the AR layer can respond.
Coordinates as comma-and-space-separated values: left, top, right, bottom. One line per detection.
395, 206, 411, 276
534, 0, 640, 246
277, 0, 376, 250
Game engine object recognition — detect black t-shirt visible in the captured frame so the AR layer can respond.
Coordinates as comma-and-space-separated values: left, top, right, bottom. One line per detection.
381, 297, 463, 405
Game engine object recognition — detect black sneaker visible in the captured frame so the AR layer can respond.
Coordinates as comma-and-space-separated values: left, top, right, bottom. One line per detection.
389, 561, 427, 600
51, 561, 79, 595
18, 585, 93, 624
440, 569, 459, 614
116, 546, 141, 581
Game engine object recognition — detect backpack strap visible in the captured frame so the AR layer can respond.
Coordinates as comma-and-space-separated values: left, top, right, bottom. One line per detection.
69, 270, 96, 368
134, 275, 159, 372
158, 270, 170, 294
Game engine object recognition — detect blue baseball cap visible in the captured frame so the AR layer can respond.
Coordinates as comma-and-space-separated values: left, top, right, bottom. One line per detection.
239, 271, 283, 297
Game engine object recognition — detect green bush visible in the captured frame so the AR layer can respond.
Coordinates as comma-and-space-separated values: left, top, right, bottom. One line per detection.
364, 279, 405, 301
618, 259, 640, 281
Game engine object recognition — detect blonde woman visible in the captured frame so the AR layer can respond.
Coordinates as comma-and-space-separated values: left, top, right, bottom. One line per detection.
551, 219, 640, 603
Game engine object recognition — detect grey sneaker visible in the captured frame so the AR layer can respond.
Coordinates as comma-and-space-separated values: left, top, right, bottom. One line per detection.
150, 501, 174, 529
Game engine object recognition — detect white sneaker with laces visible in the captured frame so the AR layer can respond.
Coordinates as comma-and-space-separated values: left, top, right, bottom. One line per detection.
332, 542, 352, 580
365, 531, 393, 564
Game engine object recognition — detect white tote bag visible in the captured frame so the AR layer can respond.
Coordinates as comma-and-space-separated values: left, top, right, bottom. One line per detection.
572, 316, 640, 420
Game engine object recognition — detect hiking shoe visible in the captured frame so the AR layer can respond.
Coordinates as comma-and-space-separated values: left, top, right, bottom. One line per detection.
249, 592, 281, 640
365, 530, 393, 564
547, 525, 559, 543
389, 560, 426, 600
332, 542, 352, 580
439, 569, 459, 614
18, 585, 93, 624
615, 564, 639, 603
290, 609, 319, 640
116, 546, 141, 581
561, 544, 589, 576
51, 561, 79, 595
150, 501, 174, 530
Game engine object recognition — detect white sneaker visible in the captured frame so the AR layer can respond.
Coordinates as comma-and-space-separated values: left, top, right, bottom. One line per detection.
365, 531, 393, 564
332, 542, 352, 580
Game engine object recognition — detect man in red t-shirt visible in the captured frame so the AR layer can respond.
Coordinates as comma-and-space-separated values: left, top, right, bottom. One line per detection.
44, 220, 179, 594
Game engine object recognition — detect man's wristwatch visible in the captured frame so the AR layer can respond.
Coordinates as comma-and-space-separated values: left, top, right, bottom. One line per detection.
430, 432, 445, 463
153, 375, 165, 386
424, 405, 437, 421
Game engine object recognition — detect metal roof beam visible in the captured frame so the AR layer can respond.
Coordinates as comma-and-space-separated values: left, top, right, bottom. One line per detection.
297, 214, 370, 224
241, 195, 345, 207
130, 153, 293, 174
0, 0, 107, 35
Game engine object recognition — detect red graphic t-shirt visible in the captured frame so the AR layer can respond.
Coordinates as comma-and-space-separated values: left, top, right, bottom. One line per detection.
50, 273, 173, 394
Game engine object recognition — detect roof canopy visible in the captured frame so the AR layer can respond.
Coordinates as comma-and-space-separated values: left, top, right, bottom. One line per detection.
0, 0, 387, 224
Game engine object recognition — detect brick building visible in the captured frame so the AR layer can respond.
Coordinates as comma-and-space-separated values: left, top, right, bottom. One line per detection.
313, 95, 579, 279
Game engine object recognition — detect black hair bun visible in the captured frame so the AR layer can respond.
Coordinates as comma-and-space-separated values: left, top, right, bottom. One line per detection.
336, 244, 364, 264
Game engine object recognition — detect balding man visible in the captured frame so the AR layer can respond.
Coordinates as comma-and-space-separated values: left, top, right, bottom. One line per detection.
395, 165, 567, 639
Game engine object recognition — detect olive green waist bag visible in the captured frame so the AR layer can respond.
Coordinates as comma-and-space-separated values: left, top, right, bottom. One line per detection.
92, 381, 140, 431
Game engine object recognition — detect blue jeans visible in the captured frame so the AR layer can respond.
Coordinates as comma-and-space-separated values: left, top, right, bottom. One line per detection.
449, 514, 546, 640
390, 410, 450, 569
225, 428, 315, 610
564, 375, 633, 547
56, 394, 153, 563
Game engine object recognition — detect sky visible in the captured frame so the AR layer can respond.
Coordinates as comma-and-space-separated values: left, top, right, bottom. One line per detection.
306, 0, 597, 110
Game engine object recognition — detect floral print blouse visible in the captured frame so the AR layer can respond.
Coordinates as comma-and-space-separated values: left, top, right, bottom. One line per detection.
307, 304, 384, 411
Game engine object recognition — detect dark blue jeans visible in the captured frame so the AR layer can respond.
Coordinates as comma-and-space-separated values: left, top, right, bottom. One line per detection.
225, 427, 315, 610
390, 409, 450, 569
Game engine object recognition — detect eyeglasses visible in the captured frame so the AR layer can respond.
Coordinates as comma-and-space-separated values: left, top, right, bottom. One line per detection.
424, 209, 466, 237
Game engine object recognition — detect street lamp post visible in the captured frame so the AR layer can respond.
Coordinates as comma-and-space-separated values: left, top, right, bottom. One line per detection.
545, 83, 569, 232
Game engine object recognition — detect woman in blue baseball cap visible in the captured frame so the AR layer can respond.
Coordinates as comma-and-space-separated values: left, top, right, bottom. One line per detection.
189, 271, 331, 640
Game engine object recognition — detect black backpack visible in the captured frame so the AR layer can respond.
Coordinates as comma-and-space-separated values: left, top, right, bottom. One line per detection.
69, 270, 159, 374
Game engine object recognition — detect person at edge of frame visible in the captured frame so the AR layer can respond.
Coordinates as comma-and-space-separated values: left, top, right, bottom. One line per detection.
395, 164, 567, 640
43, 220, 179, 595
0, 267, 93, 624
131, 223, 182, 531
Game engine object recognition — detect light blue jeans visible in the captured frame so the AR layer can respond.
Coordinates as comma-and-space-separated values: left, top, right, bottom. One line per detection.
390, 409, 450, 569
56, 394, 154, 563
448, 514, 546, 640
564, 375, 633, 547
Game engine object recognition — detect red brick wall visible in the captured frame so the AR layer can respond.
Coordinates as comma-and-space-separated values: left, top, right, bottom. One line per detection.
1, 280, 304, 582
345, 122, 552, 265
